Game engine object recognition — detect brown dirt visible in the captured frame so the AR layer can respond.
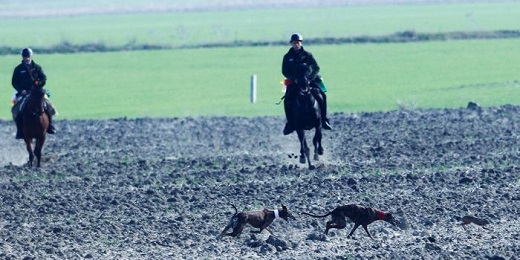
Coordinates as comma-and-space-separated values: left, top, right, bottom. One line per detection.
1, 105, 519, 259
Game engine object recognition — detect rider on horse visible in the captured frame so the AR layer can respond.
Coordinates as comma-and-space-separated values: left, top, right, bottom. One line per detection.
12, 47, 56, 139
282, 33, 332, 135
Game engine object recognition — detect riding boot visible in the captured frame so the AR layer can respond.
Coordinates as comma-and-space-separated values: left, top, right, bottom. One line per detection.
45, 111, 57, 134
283, 99, 294, 135
15, 115, 23, 139
315, 91, 332, 130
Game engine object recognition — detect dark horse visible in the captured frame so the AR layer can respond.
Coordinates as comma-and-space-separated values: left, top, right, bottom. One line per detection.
22, 86, 49, 167
289, 77, 324, 170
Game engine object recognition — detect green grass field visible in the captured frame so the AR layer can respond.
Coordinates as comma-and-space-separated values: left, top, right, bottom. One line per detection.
1, 38, 518, 120
1, 1, 519, 120
1, 2, 519, 48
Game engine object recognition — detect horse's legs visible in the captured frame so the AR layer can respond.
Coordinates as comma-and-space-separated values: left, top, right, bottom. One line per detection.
24, 139, 34, 167
313, 127, 323, 160
296, 130, 307, 164
35, 137, 46, 167
297, 129, 314, 169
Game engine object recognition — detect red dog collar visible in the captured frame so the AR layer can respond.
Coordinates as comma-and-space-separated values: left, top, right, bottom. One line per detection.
379, 211, 385, 220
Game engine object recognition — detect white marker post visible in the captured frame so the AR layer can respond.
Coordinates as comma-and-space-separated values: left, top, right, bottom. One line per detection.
250, 74, 257, 103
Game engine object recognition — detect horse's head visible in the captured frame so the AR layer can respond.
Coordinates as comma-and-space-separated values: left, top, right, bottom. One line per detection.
25, 86, 46, 115
294, 64, 312, 95
295, 77, 312, 96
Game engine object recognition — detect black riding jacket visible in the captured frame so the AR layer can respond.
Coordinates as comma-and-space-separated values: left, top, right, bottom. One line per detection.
282, 46, 320, 83
12, 60, 47, 95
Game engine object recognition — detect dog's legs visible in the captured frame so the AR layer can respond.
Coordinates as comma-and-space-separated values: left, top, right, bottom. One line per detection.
325, 221, 333, 234
229, 223, 246, 237
217, 224, 232, 240
257, 219, 275, 234
347, 223, 361, 238
362, 225, 373, 239
250, 227, 274, 235
326, 217, 346, 235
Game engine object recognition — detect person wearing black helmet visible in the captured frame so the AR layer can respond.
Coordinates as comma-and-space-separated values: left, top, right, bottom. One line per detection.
12, 47, 56, 139
281, 33, 332, 135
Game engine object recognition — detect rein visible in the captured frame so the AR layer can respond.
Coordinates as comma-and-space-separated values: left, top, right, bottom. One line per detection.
297, 82, 312, 95
276, 95, 285, 105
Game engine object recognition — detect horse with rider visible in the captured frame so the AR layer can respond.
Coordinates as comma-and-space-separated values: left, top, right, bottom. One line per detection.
282, 33, 331, 136
281, 34, 331, 168
12, 47, 57, 140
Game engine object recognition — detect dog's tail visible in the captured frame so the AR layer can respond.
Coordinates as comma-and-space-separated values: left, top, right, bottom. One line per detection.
300, 211, 332, 218
230, 204, 238, 216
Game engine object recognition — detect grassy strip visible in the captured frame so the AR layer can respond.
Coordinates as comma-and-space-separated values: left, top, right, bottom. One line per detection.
1, 38, 518, 120
1, 2, 519, 51
1, 30, 520, 55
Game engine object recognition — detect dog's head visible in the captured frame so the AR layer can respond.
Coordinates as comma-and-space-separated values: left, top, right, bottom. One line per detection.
383, 212, 397, 226
279, 204, 296, 221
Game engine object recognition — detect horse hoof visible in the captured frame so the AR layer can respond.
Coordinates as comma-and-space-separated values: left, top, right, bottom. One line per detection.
314, 155, 319, 161
300, 157, 306, 164
309, 165, 316, 170
318, 148, 324, 155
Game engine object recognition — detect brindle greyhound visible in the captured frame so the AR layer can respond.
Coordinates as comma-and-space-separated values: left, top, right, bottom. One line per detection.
301, 204, 397, 239
217, 204, 296, 239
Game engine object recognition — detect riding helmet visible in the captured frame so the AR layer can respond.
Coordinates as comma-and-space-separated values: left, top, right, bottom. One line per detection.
290, 33, 303, 42
21, 47, 33, 57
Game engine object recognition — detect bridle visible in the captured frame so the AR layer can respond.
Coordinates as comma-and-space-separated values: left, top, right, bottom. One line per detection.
26, 89, 45, 117
297, 80, 312, 96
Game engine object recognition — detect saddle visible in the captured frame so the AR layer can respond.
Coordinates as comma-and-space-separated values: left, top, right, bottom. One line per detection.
11, 94, 27, 120
11, 92, 57, 120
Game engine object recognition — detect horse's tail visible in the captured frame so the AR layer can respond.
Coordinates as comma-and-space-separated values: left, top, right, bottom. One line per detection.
300, 211, 333, 218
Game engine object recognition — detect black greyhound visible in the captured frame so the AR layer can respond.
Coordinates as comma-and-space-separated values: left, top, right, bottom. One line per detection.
301, 204, 397, 239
